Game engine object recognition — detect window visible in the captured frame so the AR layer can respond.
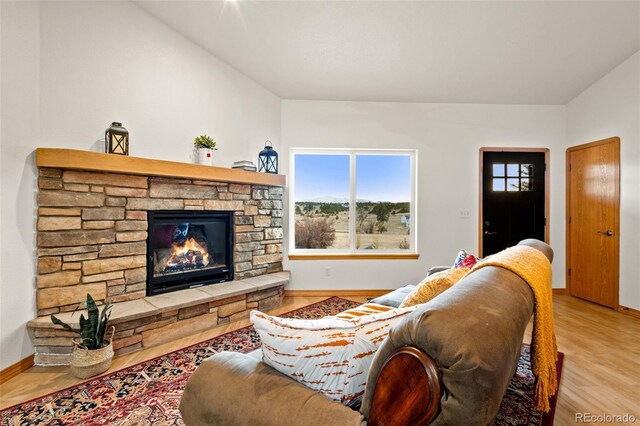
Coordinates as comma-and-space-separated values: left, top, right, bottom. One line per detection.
492, 163, 533, 192
290, 149, 417, 255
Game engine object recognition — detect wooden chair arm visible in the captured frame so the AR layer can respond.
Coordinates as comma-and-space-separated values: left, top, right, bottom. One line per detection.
367, 346, 442, 426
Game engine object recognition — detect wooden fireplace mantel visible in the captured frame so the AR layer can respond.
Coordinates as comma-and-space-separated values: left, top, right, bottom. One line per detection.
36, 148, 287, 187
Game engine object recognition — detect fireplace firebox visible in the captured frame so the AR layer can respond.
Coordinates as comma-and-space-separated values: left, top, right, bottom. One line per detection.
146, 210, 234, 296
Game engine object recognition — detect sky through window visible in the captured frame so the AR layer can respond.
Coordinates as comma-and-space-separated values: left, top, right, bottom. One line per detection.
294, 154, 411, 202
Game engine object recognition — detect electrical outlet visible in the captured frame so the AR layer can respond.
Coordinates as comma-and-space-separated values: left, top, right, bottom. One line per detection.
325, 267, 331, 277
459, 210, 471, 219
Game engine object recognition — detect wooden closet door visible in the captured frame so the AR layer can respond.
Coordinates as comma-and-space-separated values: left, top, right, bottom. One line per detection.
567, 138, 620, 308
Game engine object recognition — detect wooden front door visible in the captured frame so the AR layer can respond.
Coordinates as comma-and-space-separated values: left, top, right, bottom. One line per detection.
567, 137, 620, 308
480, 150, 548, 257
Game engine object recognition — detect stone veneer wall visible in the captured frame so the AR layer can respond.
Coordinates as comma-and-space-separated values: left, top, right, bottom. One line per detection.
35, 167, 284, 316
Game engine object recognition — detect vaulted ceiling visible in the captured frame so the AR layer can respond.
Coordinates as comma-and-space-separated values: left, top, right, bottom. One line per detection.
135, 1, 640, 104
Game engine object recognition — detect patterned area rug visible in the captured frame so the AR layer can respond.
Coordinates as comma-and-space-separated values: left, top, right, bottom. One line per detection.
1, 297, 562, 425
493, 347, 564, 426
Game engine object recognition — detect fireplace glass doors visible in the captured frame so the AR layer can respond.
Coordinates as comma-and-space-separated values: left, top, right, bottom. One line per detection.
146, 210, 234, 296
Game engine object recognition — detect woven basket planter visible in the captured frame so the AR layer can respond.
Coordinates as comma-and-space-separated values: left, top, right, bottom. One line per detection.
70, 327, 115, 379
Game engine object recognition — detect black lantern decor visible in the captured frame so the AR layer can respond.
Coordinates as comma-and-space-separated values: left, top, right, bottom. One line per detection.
105, 122, 129, 155
258, 140, 278, 174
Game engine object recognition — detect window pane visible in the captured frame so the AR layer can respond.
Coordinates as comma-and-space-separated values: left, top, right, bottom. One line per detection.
507, 164, 519, 177
294, 154, 350, 249
492, 163, 505, 177
355, 155, 411, 250
507, 178, 520, 191
520, 164, 533, 177
520, 178, 532, 191
493, 178, 505, 191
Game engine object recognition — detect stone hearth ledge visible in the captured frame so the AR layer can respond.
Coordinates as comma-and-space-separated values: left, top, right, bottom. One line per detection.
28, 271, 290, 328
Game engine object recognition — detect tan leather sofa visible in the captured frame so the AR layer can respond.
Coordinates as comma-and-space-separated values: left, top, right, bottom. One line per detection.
180, 239, 552, 425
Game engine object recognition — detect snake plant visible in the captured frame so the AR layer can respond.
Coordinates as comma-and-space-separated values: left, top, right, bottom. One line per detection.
51, 293, 113, 350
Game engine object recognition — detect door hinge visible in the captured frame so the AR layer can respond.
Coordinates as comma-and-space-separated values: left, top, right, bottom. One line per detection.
544, 163, 547, 172
568, 268, 571, 277
544, 217, 547, 226
568, 216, 571, 224
569, 163, 572, 172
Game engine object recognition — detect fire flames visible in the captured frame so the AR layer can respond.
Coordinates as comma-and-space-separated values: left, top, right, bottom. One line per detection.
166, 237, 210, 270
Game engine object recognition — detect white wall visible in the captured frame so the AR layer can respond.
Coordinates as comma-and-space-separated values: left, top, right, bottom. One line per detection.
282, 101, 567, 291
39, 1, 279, 164
566, 51, 640, 311
0, 0, 42, 372
0, 1, 281, 369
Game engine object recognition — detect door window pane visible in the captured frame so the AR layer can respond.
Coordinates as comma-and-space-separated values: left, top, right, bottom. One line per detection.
492, 164, 505, 177
507, 164, 519, 177
294, 154, 350, 249
520, 178, 532, 191
520, 164, 533, 177
507, 178, 520, 191
356, 155, 411, 250
493, 178, 505, 191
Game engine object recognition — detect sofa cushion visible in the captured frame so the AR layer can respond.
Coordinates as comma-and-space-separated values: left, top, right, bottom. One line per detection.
180, 351, 365, 426
427, 266, 451, 276
399, 268, 469, 308
369, 284, 415, 307
250, 304, 417, 405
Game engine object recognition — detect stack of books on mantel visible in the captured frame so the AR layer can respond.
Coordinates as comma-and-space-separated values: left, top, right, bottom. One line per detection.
231, 160, 257, 172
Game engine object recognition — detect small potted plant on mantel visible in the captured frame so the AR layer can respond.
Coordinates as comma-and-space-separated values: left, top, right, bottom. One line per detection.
194, 134, 218, 166
51, 293, 114, 379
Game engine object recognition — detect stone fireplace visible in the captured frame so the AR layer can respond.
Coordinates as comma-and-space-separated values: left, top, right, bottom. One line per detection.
28, 148, 288, 365
35, 169, 284, 315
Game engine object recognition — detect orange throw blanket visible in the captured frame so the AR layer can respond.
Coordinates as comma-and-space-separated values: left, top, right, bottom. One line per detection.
470, 245, 558, 412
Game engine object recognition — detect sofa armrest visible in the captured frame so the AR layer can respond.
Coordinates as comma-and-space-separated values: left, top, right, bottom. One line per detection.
361, 263, 537, 425
180, 351, 364, 426
367, 346, 442, 425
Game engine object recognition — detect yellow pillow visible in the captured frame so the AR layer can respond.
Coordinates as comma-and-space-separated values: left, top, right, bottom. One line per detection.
400, 268, 469, 307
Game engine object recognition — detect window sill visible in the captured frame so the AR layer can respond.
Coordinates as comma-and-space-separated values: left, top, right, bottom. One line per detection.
287, 253, 420, 260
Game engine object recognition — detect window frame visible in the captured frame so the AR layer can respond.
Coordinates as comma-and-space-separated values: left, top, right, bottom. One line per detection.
288, 148, 418, 258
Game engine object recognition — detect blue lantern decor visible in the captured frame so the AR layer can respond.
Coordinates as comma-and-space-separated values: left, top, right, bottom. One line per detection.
258, 140, 278, 174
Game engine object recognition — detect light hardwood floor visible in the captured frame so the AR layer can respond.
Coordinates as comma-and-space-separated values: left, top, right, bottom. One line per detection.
2, 295, 639, 426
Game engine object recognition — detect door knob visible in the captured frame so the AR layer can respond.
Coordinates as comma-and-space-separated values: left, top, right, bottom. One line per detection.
597, 230, 614, 237
484, 231, 497, 236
